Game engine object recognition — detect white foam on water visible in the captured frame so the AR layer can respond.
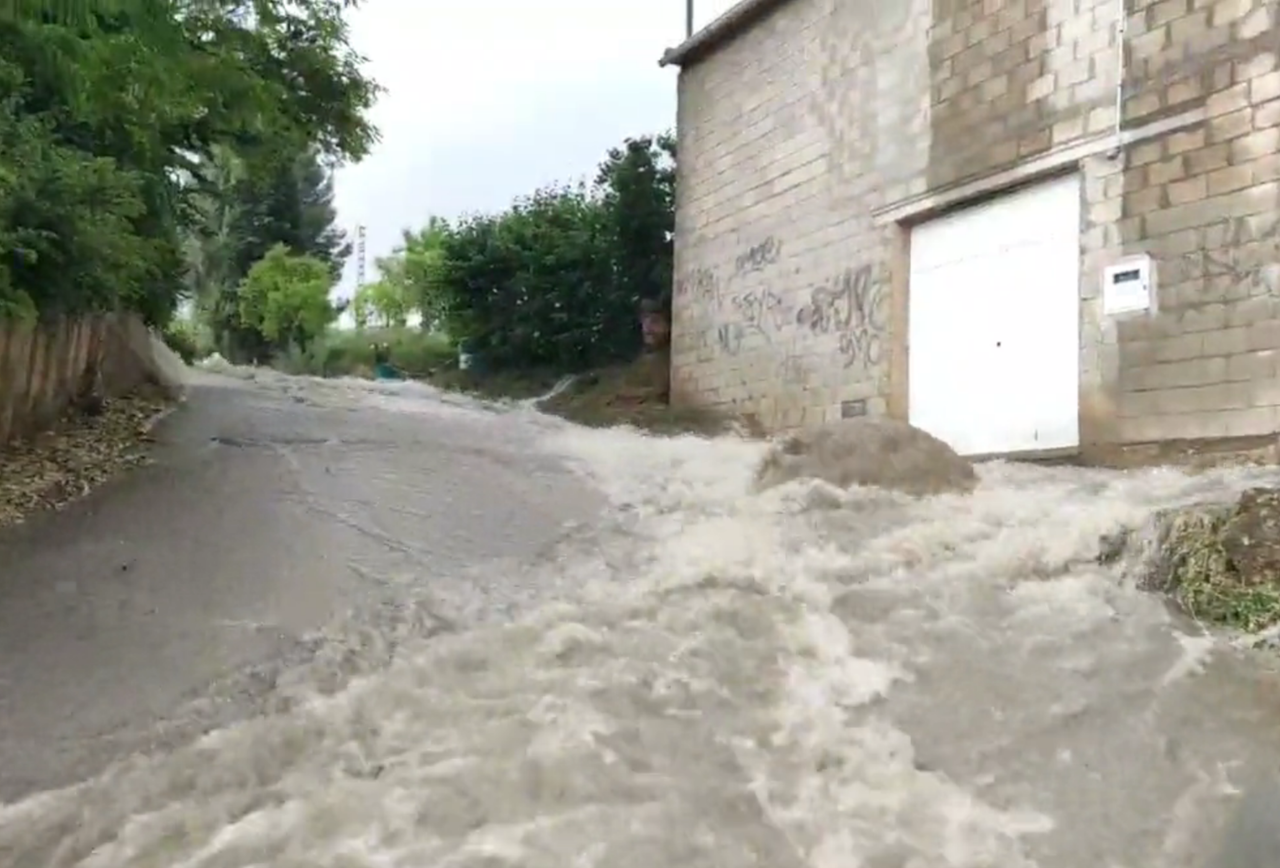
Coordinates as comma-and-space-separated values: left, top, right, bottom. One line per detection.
5, 377, 1280, 867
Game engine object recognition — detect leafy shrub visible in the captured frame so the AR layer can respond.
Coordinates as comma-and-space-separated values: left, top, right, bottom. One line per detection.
162, 320, 201, 364
378, 133, 675, 375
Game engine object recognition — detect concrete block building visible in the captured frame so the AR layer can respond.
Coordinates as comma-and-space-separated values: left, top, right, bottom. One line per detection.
661, 0, 1279, 458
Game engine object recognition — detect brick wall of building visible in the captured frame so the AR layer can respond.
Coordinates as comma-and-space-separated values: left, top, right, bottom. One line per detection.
670, 0, 1280, 450
1106, 0, 1280, 442
670, 0, 931, 429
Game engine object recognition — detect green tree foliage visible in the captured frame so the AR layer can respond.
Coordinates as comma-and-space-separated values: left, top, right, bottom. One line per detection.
392, 217, 451, 328
0, 0, 378, 327
197, 143, 352, 360
183, 145, 245, 308
595, 133, 677, 315
3, 1, 166, 26
438, 185, 612, 369
373, 132, 675, 372
237, 243, 336, 355
228, 146, 352, 285
351, 278, 411, 328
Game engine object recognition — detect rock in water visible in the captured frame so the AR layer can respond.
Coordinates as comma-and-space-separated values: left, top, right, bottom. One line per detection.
1219, 488, 1280, 581
754, 417, 977, 496
1112, 486, 1280, 633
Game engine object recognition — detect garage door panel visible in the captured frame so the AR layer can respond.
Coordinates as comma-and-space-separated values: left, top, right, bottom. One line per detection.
908, 254, 1003, 455
987, 243, 1079, 452
908, 175, 1081, 456
910, 175, 1081, 272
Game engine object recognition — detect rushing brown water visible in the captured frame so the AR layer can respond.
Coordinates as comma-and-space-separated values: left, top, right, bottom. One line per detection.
3, 364, 1280, 868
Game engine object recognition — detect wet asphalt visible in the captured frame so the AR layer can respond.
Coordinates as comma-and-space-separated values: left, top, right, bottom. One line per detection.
0, 373, 601, 802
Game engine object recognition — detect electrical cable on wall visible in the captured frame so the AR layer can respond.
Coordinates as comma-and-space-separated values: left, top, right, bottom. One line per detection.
1109, 0, 1127, 158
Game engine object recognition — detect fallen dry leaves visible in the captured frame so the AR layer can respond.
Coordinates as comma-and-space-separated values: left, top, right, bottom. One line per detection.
0, 393, 173, 528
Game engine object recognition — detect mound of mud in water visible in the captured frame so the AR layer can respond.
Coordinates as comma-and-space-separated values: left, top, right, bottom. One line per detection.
754, 417, 977, 496
1123, 486, 1280, 632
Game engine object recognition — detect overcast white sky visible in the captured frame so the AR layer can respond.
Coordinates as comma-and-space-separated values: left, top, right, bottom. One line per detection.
330, 0, 740, 299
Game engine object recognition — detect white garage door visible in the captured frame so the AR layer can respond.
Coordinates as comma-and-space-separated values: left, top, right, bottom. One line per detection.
908, 174, 1081, 456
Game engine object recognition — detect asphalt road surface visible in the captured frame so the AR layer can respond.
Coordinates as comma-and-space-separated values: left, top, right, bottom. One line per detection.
0, 370, 602, 801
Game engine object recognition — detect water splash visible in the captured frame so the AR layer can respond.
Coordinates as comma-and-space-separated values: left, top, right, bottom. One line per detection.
5, 372, 1280, 868
520, 375, 578, 409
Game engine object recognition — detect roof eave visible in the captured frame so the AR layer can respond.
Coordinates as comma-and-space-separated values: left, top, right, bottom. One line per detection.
658, 0, 795, 68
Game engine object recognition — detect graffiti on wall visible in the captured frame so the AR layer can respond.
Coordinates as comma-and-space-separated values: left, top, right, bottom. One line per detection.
680, 237, 789, 357
676, 237, 888, 379
713, 288, 786, 356
711, 289, 788, 355
729, 288, 787, 335
1199, 214, 1280, 297
794, 264, 887, 373
734, 237, 783, 275
716, 323, 744, 355
674, 267, 722, 305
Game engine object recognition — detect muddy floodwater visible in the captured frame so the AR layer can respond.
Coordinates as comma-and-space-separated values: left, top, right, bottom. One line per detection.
4, 368, 1280, 868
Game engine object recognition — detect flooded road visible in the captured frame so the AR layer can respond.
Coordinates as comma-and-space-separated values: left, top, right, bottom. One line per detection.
4, 368, 1280, 867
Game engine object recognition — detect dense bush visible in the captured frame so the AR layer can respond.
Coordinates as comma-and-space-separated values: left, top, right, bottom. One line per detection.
161, 320, 202, 364
371, 133, 675, 374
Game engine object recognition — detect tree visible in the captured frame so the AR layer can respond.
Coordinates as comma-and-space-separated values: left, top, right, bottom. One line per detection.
461, 184, 620, 369
344, 218, 452, 333
596, 132, 676, 315
184, 145, 245, 312
237, 244, 336, 355
229, 146, 352, 284
0, 0, 379, 331
202, 143, 353, 360
351, 279, 411, 328
0, 29, 163, 321
395, 217, 452, 328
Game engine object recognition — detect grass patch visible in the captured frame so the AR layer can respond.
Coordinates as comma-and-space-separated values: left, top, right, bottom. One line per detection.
270, 328, 569, 399
1158, 505, 1280, 633
277, 327, 456, 379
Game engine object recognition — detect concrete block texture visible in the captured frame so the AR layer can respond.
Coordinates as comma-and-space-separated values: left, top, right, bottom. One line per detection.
1113, 0, 1280, 443
671, 0, 1280, 449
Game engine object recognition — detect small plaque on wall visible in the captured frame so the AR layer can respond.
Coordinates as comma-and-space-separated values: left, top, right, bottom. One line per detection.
841, 399, 867, 418
1102, 256, 1154, 316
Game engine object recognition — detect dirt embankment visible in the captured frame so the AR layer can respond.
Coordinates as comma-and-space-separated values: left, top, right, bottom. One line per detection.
536, 368, 733, 436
